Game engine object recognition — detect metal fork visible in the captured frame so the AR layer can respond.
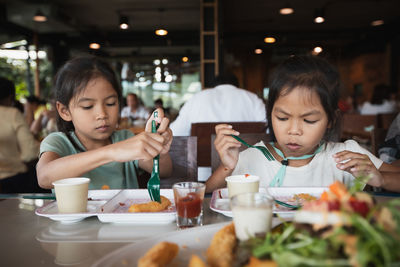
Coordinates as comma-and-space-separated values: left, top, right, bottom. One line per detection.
231, 134, 274, 161
147, 112, 161, 203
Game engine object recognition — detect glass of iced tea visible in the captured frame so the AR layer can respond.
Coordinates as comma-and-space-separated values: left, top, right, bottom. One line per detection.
173, 182, 206, 229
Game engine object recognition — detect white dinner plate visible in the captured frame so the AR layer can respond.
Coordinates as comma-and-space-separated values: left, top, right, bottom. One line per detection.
210, 187, 328, 217
97, 189, 176, 224
35, 189, 176, 224
35, 190, 121, 224
91, 222, 230, 267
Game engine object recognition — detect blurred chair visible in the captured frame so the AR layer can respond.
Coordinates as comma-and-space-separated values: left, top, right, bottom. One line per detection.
377, 112, 398, 130
341, 114, 378, 153
160, 136, 197, 188
138, 136, 197, 188
190, 122, 267, 167
211, 133, 271, 172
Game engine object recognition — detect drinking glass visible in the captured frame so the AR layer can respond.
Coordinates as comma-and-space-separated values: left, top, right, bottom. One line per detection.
231, 192, 273, 241
173, 182, 206, 229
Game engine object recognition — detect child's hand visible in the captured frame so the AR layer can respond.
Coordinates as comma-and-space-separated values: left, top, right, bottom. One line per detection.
145, 108, 173, 155
333, 150, 383, 187
214, 124, 242, 170
112, 132, 165, 162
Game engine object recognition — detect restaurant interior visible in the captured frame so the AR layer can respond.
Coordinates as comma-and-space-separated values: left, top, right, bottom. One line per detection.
1, 0, 399, 104
1, 1, 400, 266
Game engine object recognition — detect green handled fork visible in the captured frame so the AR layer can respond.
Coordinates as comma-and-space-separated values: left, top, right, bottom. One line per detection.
231, 134, 274, 161
147, 111, 161, 203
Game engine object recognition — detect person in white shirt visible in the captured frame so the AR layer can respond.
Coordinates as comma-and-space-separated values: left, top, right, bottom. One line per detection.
359, 84, 397, 115
120, 93, 150, 123
170, 74, 267, 136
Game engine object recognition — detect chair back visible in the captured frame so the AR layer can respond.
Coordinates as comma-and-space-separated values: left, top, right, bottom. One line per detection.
377, 113, 398, 130
341, 114, 378, 140
191, 122, 267, 167
160, 136, 197, 188
211, 132, 271, 172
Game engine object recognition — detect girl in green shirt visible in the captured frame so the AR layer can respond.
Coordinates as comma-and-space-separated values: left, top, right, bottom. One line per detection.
37, 56, 173, 189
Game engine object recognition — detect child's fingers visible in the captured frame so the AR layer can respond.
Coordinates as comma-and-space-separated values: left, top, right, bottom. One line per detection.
157, 117, 170, 133
333, 150, 365, 163
145, 108, 166, 131
215, 124, 240, 136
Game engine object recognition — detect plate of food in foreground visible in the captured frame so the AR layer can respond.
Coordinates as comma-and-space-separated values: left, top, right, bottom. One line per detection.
210, 187, 327, 217
36, 189, 175, 224
91, 219, 284, 267
101, 181, 400, 267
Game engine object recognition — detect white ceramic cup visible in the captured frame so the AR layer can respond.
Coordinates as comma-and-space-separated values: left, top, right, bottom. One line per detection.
225, 175, 260, 198
52, 178, 90, 213
231, 192, 273, 241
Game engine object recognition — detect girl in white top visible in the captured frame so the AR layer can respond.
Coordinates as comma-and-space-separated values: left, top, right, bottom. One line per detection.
206, 56, 399, 192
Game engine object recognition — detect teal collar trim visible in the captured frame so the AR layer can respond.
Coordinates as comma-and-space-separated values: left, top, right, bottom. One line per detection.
269, 143, 324, 187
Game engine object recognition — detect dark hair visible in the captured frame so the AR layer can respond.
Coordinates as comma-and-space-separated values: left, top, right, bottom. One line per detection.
154, 98, 163, 106
211, 73, 239, 87
371, 84, 390, 105
267, 55, 341, 142
0, 77, 15, 101
53, 56, 121, 133
26, 95, 45, 105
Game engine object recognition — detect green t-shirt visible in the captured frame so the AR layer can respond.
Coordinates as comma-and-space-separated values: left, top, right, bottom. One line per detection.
40, 130, 139, 189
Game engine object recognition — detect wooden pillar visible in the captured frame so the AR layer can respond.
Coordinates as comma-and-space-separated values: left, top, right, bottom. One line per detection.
200, 0, 219, 89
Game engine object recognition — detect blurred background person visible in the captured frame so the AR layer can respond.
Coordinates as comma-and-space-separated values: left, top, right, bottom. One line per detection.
0, 77, 45, 193
30, 99, 58, 140
120, 93, 150, 127
154, 98, 170, 118
360, 84, 397, 115
24, 95, 46, 128
170, 73, 267, 136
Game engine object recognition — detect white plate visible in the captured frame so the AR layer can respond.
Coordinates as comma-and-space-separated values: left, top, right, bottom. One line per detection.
92, 219, 284, 267
210, 187, 327, 217
36, 189, 176, 224
97, 189, 176, 224
35, 190, 121, 224
91, 222, 229, 267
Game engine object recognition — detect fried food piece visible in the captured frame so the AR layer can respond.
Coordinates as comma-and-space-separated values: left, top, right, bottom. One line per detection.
189, 255, 208, 267
129, 196, 171, 212
206, 223, 236, 267
244, 257, 277, 267
138, 241, 179, 267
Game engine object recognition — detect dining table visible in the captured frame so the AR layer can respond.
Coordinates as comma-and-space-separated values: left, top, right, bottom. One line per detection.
0, 190, 398, 267
0, 191, 232, 267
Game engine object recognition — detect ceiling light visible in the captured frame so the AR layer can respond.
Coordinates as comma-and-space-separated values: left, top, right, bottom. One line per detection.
155, 28, 168, 36
264, 37, 276, 44
182, 56, 189, 62
155, 8, 168, 36
312, 46, 323, 55
119, 16, 129, 30
314, 8, 325, 24
89, 42, 101, 50
280, 4, 294, 15
371, 19, 384, 26
254, 48, 263, 54
33, 9, 47, 22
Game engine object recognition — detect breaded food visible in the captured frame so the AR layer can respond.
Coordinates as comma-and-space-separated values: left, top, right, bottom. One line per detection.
206, 223, 236, 267
244, 257, 277, 267
188, 255, 208, 267
138, 241, 179, 267
129, 196, 171, 213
